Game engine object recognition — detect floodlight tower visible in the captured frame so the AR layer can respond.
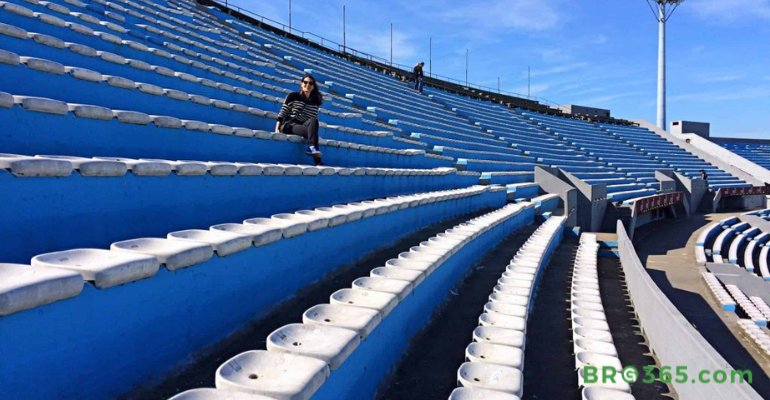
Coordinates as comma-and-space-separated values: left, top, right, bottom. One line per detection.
646, 0, 684, 130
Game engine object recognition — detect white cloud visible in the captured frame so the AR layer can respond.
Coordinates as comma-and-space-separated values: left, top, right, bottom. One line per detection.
669, 86, 770, 103
689, 0, 770, 22
527, 62, 588, 78
695, 71, 746, 83
440, 0, 563, 31
593, 35, 608, 45
580, 92, 644, 106
511, 83, 550, 97
345, 26, 418, 62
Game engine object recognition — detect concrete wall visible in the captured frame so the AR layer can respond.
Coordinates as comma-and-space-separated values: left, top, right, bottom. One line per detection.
671, 120, 710, 138
559, 169, 608, 232
633, 119, 764, 186
534, 167, 578, 226
558, 104, 611, 118
617, 221, 763, 400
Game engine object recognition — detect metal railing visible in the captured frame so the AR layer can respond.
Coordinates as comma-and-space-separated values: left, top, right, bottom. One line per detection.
208, 0, 561, 108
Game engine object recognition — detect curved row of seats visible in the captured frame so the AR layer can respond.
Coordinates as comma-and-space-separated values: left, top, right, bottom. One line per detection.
725, 285, 768, 326
695, 212, 770, 282
0, 184, 507, 400
447, 215, 566, 400
571, 233, 635, 397
0, 150, 477, 263
166, 203, 536, 400
702, 271, 770, 326
738, 319, 770, 358
702, 272, 737, 311
0, 93, 445, 169
695, 216, 740, 265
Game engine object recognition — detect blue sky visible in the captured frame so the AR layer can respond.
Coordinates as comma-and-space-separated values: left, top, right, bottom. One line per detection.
227, 0, 769, 138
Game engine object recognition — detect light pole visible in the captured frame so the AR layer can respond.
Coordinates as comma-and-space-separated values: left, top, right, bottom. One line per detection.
429, 37, 432, 77
646, 0, 684, 130
288, 0, 291, 31
342, 5, 346, 53
527, 66, 530, 98
465, 48, 468, 87
390, 23, 393, 66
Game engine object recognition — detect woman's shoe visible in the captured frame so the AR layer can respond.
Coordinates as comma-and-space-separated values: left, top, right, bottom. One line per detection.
305, 146, 322, 157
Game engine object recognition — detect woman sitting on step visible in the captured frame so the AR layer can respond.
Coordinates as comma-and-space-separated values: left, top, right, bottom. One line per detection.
274, 74, 324, 165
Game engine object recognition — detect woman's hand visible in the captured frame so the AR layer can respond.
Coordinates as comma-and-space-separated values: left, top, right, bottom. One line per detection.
274, 121, 281, 133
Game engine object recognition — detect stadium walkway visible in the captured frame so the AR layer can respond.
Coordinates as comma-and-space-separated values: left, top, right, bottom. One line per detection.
634, 212, 770, 398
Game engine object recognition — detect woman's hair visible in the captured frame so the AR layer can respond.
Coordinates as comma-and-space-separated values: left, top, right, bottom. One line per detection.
302, 74, 323, 105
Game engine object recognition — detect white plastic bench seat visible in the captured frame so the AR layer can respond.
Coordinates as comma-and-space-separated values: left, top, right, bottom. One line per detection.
385, 258, 434, 276
273, 212, 328, 232
312, 207, 349, 227
457, 361, 523, 397
266, 323, 359, 370
574, 326, 614, 344
36, 155, 127, 176
398, 251, 442, 272
167, 229, 252, 257
94, 157, 172, 176
302, 304, 381, 339
488, 292, 529, 307
210, 223, 282, 247
492, 284, 531, 297
472, 326, 526, 349
483, 301, 528, 319
243, 217, 308, 239
169, 388, 277, 400
111, 238, 213, 271
215, 350, 328, 400
575, 338, 618, 357
576, 351, 623, 372
572, 307, 607, 321
449, 387, 521, 400
578, 365, 632, 392
0, 263, 83, 316
0, 153, 72, 177
352, 276, 414, 302
582, 386, 636, 400
330, 288, 398, 317
478, 313, 526, 331
465, 342, 524, 368
370, 267, 424, 286
31, 248, 158, 288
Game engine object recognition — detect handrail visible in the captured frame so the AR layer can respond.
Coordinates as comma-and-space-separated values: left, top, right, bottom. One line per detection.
207, 0, 562, 108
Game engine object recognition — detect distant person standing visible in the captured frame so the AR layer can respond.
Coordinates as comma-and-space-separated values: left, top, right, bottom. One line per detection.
700, 169, 708, 187
413, 61, 425, 93
275, 74, 324, 165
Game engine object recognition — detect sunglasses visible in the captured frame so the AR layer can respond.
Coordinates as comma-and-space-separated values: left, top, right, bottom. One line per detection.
301, 80, 315, 86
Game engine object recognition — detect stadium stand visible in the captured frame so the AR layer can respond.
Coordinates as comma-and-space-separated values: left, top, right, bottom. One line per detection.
1, 0, 769, 399
716, 140, 770, 171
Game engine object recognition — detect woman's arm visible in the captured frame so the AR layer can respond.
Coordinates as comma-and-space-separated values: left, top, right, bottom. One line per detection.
275, 93, 294, 132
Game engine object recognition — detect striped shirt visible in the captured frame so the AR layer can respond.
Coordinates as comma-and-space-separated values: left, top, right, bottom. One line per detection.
276, 92, 321, 124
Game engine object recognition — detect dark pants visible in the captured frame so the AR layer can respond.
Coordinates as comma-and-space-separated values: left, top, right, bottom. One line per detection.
283, 118, 322, 164
414, 78, 423, 92
283, 118, 320, 148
